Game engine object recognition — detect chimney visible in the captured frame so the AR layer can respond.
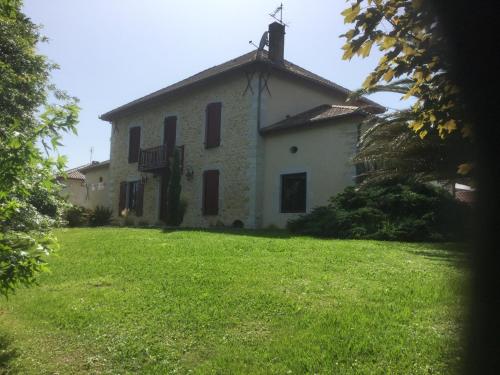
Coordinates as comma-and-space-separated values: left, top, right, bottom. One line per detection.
268, 22, 285, 63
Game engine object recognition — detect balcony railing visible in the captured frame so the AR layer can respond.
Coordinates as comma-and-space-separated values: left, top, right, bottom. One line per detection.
138, 145, 169, 172
138, 144, 184, 173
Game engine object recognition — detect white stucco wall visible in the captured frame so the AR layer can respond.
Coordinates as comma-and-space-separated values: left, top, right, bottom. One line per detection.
60, 178, 88, 208
83, 165, 110, 209
260, 72, 349, 128
261, 116, 364, 228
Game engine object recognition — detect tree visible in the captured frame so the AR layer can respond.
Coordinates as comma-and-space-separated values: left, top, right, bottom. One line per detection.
352, 80, 473, 184
0, 0, 79, 296
341, 0, 473, 180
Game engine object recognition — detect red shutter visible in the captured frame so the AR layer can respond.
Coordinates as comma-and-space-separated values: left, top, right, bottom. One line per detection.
164, 116, 177, 156
128, 127, 141, 163
136, 182, 144, 217
203, 170, 219, 215
119, 181, 127, 216
205, 102, 221, 148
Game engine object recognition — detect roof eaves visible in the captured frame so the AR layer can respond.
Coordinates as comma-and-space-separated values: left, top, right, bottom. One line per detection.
261, 106, 368, 135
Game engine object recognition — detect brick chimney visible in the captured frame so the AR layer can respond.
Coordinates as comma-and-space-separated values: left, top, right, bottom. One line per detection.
268, 22, 285, 63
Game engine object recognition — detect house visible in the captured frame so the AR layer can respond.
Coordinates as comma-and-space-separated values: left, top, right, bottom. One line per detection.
58, 160, 110, 209
99, 22, 384, 228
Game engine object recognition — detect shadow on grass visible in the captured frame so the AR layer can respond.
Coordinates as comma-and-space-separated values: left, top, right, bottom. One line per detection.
405, 243, 469, 268
0, 334, 18, 374
160, 227, 293, 239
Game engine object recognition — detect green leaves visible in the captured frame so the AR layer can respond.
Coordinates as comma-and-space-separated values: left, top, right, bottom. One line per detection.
0, 2, 79, 296
341, 0, 472, 179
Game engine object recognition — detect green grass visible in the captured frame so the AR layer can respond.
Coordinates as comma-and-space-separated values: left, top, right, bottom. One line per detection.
0, 228, 466, 374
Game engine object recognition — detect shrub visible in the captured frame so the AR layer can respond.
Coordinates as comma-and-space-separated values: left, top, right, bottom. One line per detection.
88, 206, 113, 227
288, 179, 470, 242
65, 206, 89, 227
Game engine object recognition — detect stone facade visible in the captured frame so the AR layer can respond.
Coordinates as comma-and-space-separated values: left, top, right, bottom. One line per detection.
106, 65, 369, 229
109, 71, 257, 227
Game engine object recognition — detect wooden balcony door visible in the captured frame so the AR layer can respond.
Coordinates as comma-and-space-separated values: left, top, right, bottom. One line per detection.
159, 116, 177, 222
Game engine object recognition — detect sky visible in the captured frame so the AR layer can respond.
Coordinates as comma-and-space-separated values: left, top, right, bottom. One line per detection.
23, 0, 409, 169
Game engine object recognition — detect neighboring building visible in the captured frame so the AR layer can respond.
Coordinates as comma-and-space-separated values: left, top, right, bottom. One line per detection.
58, 161, 110, 209
99, 22, 384, 228
58, 166, 88, 208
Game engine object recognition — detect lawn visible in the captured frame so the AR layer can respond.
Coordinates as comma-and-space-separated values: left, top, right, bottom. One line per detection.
0, 228, 466, 374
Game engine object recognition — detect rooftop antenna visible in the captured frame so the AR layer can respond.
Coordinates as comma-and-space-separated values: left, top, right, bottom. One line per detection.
248, 3, 288, 49
89, 146, 94, 163
269, 3, 288, 26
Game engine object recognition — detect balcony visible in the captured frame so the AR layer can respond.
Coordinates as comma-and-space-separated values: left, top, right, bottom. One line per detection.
138, 144, 184, 173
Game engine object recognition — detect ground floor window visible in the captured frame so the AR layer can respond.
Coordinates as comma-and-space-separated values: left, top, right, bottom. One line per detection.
281, 172, 306, 213
128, 181, 140, 210
119, 180, 144, 216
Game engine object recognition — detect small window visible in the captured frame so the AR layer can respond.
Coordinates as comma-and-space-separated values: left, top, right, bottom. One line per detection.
203, 170, 219, 215
99, 176, 103, 182
205, 102, 221, 148
281, 173, 306, 213
128, 126, 141, 163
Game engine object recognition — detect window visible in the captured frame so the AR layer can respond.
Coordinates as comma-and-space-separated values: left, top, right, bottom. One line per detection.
128, 126, 141, 163
164, 116, 177, 156
281, 173, 307, 213
127, 181, 140, 210
119, 180, 144, 216
202, 170, 219, 215
205, 102, 221, 148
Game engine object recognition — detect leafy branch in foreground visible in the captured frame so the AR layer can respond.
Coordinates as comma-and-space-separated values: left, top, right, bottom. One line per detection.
341, 0, 473, 179
0, 0, 79, 296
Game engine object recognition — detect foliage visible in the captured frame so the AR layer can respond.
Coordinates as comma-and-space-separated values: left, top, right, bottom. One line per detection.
288, 179, 469, 241
341, 0, 473, 178
354, 109, 474, 184
64, 206, 88, 227
88, 206, 113, 227
0, 1, 79, 295
165, 149, 185, 226
0, 228, 464, 373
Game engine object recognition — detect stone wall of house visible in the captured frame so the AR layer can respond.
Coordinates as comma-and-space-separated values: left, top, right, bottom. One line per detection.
107, 71, 257, 227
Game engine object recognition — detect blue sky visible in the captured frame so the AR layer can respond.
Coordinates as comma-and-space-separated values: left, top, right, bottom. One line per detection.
23, 0, 409, 169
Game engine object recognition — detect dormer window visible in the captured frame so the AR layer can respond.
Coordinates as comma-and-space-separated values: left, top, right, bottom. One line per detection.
205, 102, 221, 148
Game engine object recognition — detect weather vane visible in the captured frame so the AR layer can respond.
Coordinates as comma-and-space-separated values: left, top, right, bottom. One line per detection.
269, 3, 285, 25
249, 3, 289, 49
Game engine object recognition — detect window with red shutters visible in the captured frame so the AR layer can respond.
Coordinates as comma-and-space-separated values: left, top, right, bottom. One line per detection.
202, 170, 219, 215
128, 126, 141, 163
205, 102, 221, 148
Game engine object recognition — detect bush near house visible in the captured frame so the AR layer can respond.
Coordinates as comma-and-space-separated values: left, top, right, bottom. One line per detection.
88, 206, 113, 226
288, 179, 470, 241
64, 206, 89, 227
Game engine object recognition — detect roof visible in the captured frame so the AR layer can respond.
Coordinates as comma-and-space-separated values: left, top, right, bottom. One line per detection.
260, 104, 371, 135
63, 166, 87, 181
100, 50, 384, 121
59, 160, 110, 180
79, 160, 110, 173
